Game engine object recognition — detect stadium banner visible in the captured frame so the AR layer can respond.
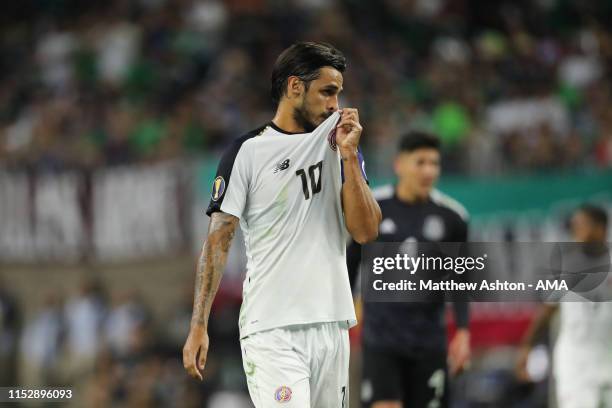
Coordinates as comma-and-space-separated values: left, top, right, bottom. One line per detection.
0, 171, 85, 261
360, 242, 612, 302
0, 162, 188, 262
92, 163, 185, 261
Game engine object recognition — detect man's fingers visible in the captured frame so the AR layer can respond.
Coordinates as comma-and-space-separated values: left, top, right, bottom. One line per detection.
448, 345, 470, 377
340, 108, 359, 120
449, 356, 467, 377
183, 351, 196, 377
188, 363, 203, 380
183, 347, 193, 371
197, 346, 208, 373
341, 107, 358, 115
336, 116, 351, 126
183, 346, 203, 381
339, 112, 359, 123
337, 118, 361, 128
448, 356, 458, 376
182, 349, 189, 367
337, 119, 362, 132
338, 106, 359, 119
515, 356, 531, 382
516, 362, 530, 382
453, 364, 464, 376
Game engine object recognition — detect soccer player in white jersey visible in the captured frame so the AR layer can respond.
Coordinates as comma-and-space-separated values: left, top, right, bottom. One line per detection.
182, 42, 382, 407
516, 204, 612, 408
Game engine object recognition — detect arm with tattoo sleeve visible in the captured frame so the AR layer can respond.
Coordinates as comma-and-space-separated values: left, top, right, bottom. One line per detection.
183, 212, 239, 380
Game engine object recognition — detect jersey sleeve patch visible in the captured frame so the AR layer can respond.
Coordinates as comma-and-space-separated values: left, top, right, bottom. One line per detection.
206, 127, 263, 217
211, 176, 226, 202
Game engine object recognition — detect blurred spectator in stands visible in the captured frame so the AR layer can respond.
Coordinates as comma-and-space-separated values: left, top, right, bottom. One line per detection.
104, 289, 151, 357
19, 291, 64, 387
79, 352, 117, 408
0, 277, 20, 386
63, 280, 106, 381
35, 25, 78, 93
103, 105, 136, 166
595, 111, 612, 168
2, 0, 612, 176
93, 14, 141, 87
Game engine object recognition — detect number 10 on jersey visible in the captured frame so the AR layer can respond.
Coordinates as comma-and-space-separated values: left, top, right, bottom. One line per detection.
295, 160, 323, 200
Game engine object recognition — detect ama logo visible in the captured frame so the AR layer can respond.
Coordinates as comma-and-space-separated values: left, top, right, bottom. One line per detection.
274, 386, 292, 403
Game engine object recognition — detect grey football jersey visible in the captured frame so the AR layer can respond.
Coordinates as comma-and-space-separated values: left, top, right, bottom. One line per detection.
207, 112, 364, 338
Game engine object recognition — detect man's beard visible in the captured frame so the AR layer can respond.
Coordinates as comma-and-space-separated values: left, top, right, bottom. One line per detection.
293, 102, 331, 133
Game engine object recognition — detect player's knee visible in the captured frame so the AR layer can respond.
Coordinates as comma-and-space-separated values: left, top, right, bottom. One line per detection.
371, 401, 402, 408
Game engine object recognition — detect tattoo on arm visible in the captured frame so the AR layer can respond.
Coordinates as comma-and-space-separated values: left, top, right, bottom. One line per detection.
191, 212, 238, 327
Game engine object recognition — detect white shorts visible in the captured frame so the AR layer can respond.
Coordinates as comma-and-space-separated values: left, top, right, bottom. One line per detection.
240, 321, 350, 408
555, 345, 612, 408
556, 380, 612, 408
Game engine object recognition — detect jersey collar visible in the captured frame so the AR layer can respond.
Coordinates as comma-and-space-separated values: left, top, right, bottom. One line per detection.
267, 121, 305, 135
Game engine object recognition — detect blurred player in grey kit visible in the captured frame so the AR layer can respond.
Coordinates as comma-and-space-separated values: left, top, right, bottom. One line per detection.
517, 204, 612, 408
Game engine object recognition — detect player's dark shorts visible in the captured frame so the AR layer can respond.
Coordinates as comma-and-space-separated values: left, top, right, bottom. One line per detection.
361, 346, 449, 408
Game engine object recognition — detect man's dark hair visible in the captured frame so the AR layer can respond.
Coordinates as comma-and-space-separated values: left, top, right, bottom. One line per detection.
398, 131, 441, 153
577, 204, 608, 228
270, 42, 346, 106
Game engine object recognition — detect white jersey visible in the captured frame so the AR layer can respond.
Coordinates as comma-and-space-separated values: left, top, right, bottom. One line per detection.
554, 249, 612, 387
207, 112, 364, 338
555, 302, 612, 379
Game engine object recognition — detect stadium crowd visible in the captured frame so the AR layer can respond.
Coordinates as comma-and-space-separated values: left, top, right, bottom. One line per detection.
0, 277, 251, 407
0, 0, 611, 177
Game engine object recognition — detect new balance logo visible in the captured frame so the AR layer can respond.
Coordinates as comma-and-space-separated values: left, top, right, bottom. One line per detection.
273, 158, 290, 173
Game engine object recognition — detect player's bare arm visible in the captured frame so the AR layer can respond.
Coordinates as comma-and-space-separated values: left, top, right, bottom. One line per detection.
515, 303, 558, 381
448, 328, 470, 376
336, 108, 382, 243
183, 211, 239, 380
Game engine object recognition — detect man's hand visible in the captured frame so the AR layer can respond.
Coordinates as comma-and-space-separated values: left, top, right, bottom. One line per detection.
336, 107, 381, 243
183, 325, 209, 381
515, 344, 532, 382
336, 108, 362, 158
514, 304, 558, 382
448, 328, 470, 376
